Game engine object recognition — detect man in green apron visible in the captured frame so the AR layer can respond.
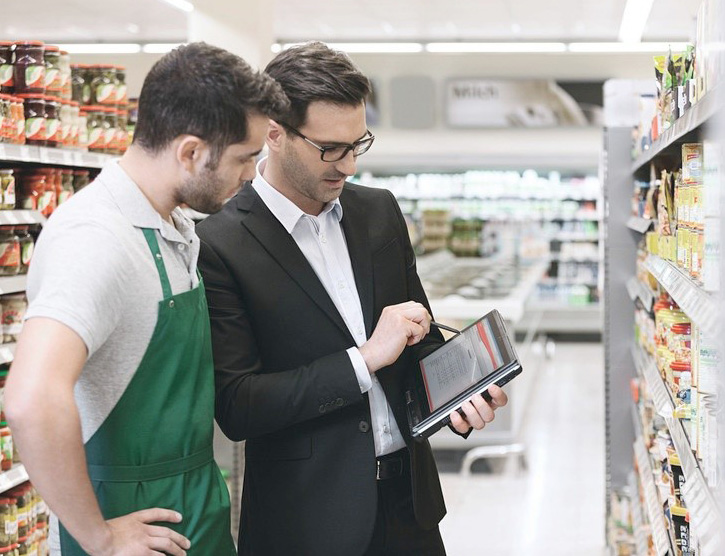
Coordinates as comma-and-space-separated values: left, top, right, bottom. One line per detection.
5, 43, 288, 555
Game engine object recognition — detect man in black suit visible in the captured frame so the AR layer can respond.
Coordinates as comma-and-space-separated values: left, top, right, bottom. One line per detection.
197, 41, 509, 556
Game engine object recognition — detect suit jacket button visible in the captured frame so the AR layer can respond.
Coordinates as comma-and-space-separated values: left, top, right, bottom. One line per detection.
359, 420, 370, 433
336, 398, 344, 407
319, 405, 326, 413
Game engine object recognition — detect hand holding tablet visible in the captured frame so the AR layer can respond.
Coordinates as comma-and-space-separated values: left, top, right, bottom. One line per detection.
406, 310, 521, 440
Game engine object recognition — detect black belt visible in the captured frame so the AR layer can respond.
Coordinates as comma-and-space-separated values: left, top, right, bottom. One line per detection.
376, 448, 409, 481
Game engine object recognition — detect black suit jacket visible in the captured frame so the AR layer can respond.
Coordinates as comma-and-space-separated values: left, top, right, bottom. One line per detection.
197, 182, 446, 556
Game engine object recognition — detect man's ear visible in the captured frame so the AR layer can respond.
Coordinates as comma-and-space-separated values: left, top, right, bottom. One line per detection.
266, 121, 285, 154
174, 135, 208, 174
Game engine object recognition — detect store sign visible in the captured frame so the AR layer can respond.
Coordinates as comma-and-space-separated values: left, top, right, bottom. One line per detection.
446, 79, 599, 128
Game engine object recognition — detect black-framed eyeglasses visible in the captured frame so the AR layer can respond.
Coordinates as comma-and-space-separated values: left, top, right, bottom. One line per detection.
282, 124, 375, 162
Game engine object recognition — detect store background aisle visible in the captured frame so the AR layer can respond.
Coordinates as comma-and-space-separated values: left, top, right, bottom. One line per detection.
438, 342, 606, 556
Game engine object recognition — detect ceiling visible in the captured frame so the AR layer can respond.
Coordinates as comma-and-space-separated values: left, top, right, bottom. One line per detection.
3, 0, 702, 44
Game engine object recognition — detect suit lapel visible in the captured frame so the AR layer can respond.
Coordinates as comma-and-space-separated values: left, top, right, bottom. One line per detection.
236, 186, 353, 341
339, 188, 374, 337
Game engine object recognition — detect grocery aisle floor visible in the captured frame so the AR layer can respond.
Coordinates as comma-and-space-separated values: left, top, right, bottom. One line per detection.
438, 342, 606, 556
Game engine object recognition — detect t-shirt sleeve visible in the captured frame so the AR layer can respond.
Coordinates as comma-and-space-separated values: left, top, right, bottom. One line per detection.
24, 215, 132, 357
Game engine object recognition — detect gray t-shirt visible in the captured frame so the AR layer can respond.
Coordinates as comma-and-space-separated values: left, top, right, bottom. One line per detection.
25, 160, 200, 554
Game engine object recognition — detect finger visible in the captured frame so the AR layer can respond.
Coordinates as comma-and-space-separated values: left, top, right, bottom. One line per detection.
470, 394, 495, 424
146, 525, 191, 550
460, 400, 486, 430
488, 384, 509, 407
133, 508, 183, 524
449, 408, 471, 434
148, 536, 187, 556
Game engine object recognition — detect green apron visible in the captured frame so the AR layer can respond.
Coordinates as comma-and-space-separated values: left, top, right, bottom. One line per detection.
59, 228, 236, 555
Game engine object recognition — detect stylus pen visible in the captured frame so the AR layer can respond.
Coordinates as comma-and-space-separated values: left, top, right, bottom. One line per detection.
431, 321, 460, 334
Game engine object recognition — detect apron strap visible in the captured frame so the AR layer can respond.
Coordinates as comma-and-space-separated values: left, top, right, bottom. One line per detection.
87, 445, 214, 483
142, 228, 173, 299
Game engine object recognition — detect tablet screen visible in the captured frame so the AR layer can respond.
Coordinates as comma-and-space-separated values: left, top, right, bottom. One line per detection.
419, 316, 510, 412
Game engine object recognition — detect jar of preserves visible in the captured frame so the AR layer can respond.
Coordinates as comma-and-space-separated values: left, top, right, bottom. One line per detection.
69, 101, 80, 148
0, 295, 25, 344
59, 170, 73, 206
58, 50, 71, 100
0, 428, 11, 472
42, 46, 61, 97
0, 498, 18, 548
16, 95, 45, 146
92, 65, 117, 106
17, 174, 44, 211
72, 170, 90, 192
103, 108, 118, 154
70, 64, 90, 105
0, 96, 9, 143
10, 490, 27, 541
0, 43, 13, 94
15, 227, 33, 275
77, 106, 89, 149
115, 66, 127, 104
41, 96, 60, 148
116, 108, 129, 153
0, 170, 16, 210
11, 98, 24, 145
12, 42, 45, 95
59, 99, 71, 147
86, 106, 105, 152
0, 230, 20, 277
36, 170, 58, 217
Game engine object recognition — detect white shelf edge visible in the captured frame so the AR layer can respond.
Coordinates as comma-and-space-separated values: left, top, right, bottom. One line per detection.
0, 210, 46, 226
0, 464, 28, 493
0, 275, 27, 296
0, 143, 117, 169
634, 439, 673, 556
626, 277, 655, 312
644, 254, 718, 339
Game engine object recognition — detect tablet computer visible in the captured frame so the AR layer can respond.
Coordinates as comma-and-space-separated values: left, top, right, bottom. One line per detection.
406, 309, 522, 440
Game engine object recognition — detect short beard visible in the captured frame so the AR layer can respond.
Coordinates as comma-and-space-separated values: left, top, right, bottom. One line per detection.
177, 164, 229, 215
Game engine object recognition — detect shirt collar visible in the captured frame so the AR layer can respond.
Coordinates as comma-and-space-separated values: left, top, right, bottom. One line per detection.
252, 157, 343, 234
98, 159, 194, 242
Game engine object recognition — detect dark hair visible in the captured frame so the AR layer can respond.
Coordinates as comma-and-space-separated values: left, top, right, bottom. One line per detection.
264, 41, 371, 128
133, 42, 289, 162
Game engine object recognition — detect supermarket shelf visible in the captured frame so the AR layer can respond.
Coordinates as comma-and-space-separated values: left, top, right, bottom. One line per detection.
0, 143, 117, 169
627, 217, 654, 234
0, 275, 27, 295
0, 343, 15, 365
0, 464, 28, 494
0, 210, 45, 226
633, 344, 723, 552
632, 90, 721, 174
633, 439, 673, 556
631, 344, 674, 420
643, 254, 718, 339
626, 277, 656, 313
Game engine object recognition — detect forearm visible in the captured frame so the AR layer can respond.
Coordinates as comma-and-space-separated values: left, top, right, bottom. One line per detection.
9, 389, 109, 554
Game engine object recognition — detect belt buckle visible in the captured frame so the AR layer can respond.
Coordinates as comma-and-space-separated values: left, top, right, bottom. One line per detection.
376, 459, 382, 480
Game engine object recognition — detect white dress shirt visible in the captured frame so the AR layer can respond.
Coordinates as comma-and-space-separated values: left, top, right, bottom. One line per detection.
252, 158, 406, 456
